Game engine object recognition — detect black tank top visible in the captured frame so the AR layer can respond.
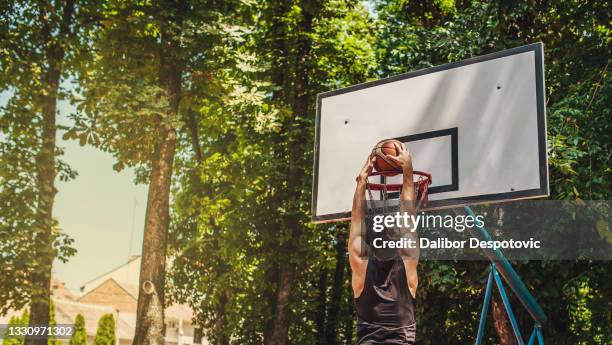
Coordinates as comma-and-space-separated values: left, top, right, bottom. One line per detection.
354, 257, 416, 344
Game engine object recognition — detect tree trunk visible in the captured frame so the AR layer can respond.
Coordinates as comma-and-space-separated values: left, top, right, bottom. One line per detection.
26, 2, 74, 345
264, 1, 288, 340
133, 125, 177, 345
133, 4, 184, 344
491, 205, 517, 345
315, 268, 328, 344
213, 290, 229, 345
211, 219, 230, 345
325, 230, 347, 345
268, 0, 315, 342
268, 264, 295, 345
263, 264, 280, 343
344, 273, 354, 345
492, 293, 518, 345
269, 0, 320, 345
186, 108, 203, 162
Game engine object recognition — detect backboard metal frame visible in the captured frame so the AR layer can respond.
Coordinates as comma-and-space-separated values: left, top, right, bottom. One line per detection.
312, 43, 549, 223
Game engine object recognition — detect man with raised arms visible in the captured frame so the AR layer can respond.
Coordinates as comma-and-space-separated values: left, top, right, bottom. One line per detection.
348, 143, 419, 344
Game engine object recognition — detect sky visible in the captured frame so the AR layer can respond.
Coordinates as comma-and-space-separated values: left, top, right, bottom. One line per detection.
53, 101, 148, 293
1, 92, 148, 293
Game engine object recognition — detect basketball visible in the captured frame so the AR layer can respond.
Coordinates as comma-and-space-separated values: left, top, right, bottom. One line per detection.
371, 139, 402, 172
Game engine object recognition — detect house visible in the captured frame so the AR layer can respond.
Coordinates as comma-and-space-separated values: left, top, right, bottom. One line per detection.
79, 278, 138, 313
75, 256, 207, 345
53, 298, 135, 345
1, 256, 207, 345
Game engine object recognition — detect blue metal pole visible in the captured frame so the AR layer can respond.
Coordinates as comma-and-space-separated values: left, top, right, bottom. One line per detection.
527, 326, 537, 345
464, 206, 548, 325
475, 268, 495, 345
536, 326, 545, 345
492, 266, 525, 345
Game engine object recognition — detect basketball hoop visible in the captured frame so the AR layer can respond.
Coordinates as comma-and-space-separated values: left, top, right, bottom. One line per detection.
366, 170, 432, 211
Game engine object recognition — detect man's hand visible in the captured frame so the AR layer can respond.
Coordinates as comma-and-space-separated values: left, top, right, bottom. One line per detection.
385, 142, 413, 173
356, 156, 376, 184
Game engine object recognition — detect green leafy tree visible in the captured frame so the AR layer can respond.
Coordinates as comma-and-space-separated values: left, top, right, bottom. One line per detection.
69, 1, 245, 344
373, 1, 611, 344
93, 314, 115, 345
167, 0, 376, 344
0, 2, 87, 343
69, 314, 87, 345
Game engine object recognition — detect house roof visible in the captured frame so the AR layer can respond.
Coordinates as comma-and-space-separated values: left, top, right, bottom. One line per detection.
78, 278, 138, 303
80, 256, 141, 290
51, 276, 76, 301
53, 298, 135, 341
114, 280, 139, 300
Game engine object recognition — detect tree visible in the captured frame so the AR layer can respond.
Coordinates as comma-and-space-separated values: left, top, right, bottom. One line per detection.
373, 0, 611, 343
264, 1, 377, 342
47, 301, 61, 345
265, 0, 322, 342
69, 1, 244, 344
0, 3, 81, 344
69, 1, 183, 340
93, 314, 116, 345
324, 231, 347, 344
166, 1, 376, 344
69, 314, 87, 345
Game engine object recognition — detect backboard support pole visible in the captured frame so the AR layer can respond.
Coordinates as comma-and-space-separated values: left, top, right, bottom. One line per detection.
466, 206, 546, 345
475, 269, 494, 344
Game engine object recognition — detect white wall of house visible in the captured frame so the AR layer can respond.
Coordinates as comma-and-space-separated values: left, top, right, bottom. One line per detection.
164, 318, 206, 345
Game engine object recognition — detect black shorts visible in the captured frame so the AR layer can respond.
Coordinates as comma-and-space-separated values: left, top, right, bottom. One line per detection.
356, 320, 416, 344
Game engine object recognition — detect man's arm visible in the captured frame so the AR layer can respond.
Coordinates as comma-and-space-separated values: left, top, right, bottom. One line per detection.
385, 143, 419, 298
400, 165, 419, 298
348, 157, 375, 297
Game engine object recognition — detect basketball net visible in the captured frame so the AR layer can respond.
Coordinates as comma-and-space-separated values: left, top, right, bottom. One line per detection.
365, 170, 432, 213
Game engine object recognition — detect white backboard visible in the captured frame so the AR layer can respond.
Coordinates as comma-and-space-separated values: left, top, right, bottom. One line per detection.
312, 43, 549, 223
